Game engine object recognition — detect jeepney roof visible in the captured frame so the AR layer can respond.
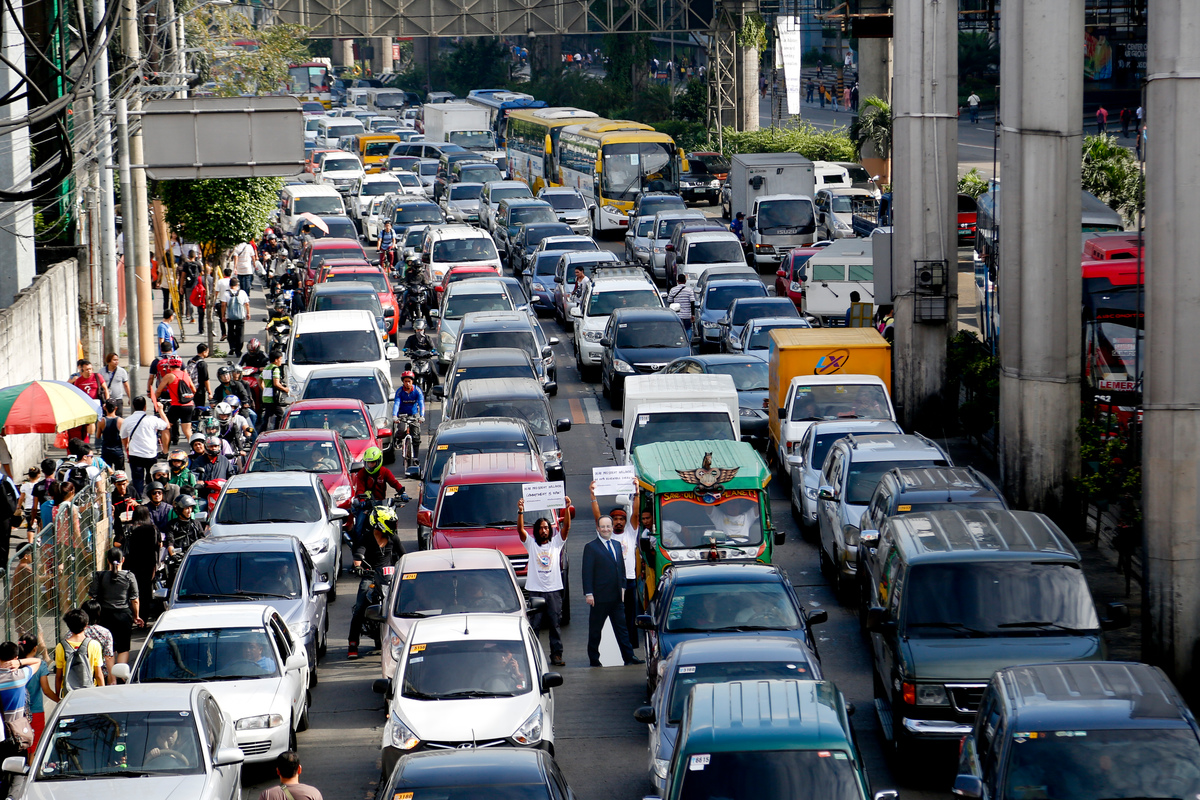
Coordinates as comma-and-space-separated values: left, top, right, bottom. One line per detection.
632, 439, 770, 493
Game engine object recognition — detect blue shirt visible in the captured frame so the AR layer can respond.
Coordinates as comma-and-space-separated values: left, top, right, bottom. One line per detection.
379, 228, 396, 250
393, 385, 425, 418
156, 321, 175, 352
0, 665, 35, 713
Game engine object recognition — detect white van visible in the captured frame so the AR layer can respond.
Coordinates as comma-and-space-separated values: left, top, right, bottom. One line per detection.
287, 309, 399, 389
279, 184, 346, 233
675, 230, 748, 286
315, 117, 365, 149
801, 238, 875, 326
813, 160, 852, 191
315, 150, 366, 196
423, 226, 501, 286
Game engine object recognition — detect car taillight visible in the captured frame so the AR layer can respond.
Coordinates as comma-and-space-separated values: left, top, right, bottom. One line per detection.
902, 682, 916, 706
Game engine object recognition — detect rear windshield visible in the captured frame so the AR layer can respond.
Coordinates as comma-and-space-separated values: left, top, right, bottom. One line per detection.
313, 293, 381, 315
292, 330, 381, 365
459, 330, 537, 359
432, 238, 497, 263
614, 319, 687, 348
285, 406, 371, 440
437, 482, 554, 528
510, 206, 557, 226
325, 122, 364, 136
731, 301, 798, 325
687, 240, 744, 264
293, 195, 344, 216
393, 569, 522, 617
846, 459, 945, 504
589, 289, 660, 317
301, 374, 386, 405
457, 398, 551, 436
326, 272, 387, 292
323, 158, 360, 172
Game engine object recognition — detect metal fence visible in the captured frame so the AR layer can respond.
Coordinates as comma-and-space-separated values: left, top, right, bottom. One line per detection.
0, 482, 112, 646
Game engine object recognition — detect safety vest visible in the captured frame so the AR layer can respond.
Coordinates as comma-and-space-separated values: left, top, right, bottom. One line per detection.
261, 364, 276, 403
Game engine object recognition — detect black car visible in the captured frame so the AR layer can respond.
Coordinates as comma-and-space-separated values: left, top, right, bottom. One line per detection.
434, 346, 540, 402
636, 562, 827, 693
677, 160, 721, 205
433, 152, 491, 202
599, 307, 691, 408
661, 354, 771, 446
632, 191, 686, 221
718, 296, 801, 353
443, 377, 571, 477
509, 222, 574, 274
380, 749, 573, 800
415, 416, 544, 548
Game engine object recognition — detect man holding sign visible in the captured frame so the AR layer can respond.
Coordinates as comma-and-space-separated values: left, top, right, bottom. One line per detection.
517, 496, 571, 666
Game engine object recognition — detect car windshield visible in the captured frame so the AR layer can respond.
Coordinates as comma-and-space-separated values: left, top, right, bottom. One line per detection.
904, 562, 1101, 635
364, 141, 396, 157
449, 184, 482, 200
444, 292, 511, 319
589, 289, 661, 317
491, 186, 533, 203
215, 485, 323, 524
374, 93, 405, 108
133, 627, 279, 684
663, 580, 797, 632
461, 166, 503, 183
309, 247, 362, 266
248, 440, 342, 474
424, 434, 531, 485
292, 330, 381, 365
601, 143, 678, 202
397, 173, 422, 188
418, 162, 438, 176
327, 272, 388, 291
660, 494, 764, 552
789, 384, 892, 423
846, 459, 944, 504
327, 122, 364, 136
678, 750, 861, 800
687, 240, 744, 265
1001, 727, 1200, 800
656, 217, 698, 240
666, 661, 812, 723
363, 180, 400, 195
402, 639, 531, 698
393, 205, 444, 225
447, 130, 495, 149
694, 154, 730, 172
632, 411, 734, 451
459, 331, 537, 359
545, 192, 586, 210
37, 711, 206, 778
302, 374, 385, 404
533, 254, 562, 276
731, 302, 798, 326
705, 284, 766, 311
457, 398, 551, 436
324, 158, 360, 172
756, 199, 815, 232
313, 293, 382, 315
510, 206, 557, 226
293, 196, 344, 215
437, 482, 553, 528
176, 551, 303, 600
614, 319, 687, 348
829, 195, 858, 213
811, 429, 896, 471
393, 569, 522, 617
432, 238, 497, 262
707, 360, 770, 391
284, 407, 370, 440
747, 322, 810, 349
636, 218, 656, 236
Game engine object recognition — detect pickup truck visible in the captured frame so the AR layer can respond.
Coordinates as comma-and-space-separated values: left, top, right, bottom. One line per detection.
851, 192, 893, 238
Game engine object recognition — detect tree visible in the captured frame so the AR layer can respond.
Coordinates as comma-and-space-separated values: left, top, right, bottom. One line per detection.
849, 96, 891, 160
1082, 133, 1144, 225
158, 177, 282, 259
185, 8, 312, 97
957, 168, 990, 199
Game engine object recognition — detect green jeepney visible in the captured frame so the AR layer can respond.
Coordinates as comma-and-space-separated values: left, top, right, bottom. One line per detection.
632, 439, 781, 603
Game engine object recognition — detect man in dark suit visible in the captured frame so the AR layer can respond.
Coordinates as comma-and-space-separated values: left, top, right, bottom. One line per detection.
581, 515, 642, 667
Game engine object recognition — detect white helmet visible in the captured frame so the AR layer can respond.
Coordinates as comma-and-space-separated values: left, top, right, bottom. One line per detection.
214, 402, 233, 421
414, 319, 427, 332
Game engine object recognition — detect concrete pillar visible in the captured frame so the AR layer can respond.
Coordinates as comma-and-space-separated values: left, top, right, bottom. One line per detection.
997, 0, 1084, 514
122, 0, 154, 366
93, 0, 120, 357
0, 0, 36, 307
856, 0, 890, 105
889, 0, 957, 429
736, 14, 759, 133
340, 38, 354, 69
1144, 0, 1200, 689
379, 37, 394, 73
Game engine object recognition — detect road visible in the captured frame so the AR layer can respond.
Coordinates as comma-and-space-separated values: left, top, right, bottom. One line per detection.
239, 209, 964, 800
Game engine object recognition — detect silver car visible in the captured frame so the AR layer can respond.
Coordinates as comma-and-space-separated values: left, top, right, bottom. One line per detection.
3, 683, 244, 799
625, 214, 657, 265
648, 209, 706, 281
537, 186, 592, 235
207, 472, 346, 591
789, 419, 904, 531
440, 181, 484, 224
295, 365, 395, 455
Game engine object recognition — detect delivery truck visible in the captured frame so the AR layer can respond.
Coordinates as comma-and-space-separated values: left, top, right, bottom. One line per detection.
726, 153, 818, 269
766, 327, 895, 474
613, 374, 740, 465
422, 102, 507, 167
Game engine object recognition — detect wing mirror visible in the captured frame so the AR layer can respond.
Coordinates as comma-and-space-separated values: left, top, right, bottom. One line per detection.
1102, 601, 1131, 630
331, 507, 350, 521
313, 580, 332, 594
364, 604, 386, 623
633, 705, 656, 724
859, 530, 880, 548
417, 509, 432, 528
614, 436, 625, 451
405, 465, 421, 479
430, 384, 444, 399
112, 663, 131, 682
600, 337, 612, 347
527, 595, 547, 613
635, 614, 655, 630
213, 747, 245, 767
541, 672, 563, 692
952, 777, 982, 799
808, 609, 828, 625
817, 485, 836, 501
556, 418, 572, 432
284, 653, 308, 672
865, 606, 895, 633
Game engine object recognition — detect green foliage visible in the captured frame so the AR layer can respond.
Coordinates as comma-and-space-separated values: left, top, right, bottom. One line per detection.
603, 33, 654, 97
306, 39, 332, 59
390, 38, 512, 97
946, 330, 999, 437
185, 9, 311, 97
673, 80, 707, 123
957, 168, 990, 199
158, 177, 283, 255
1075, 417, 1140, 512
737, 13, 769, 51
849, 95, 891, 160
1082, 133, 1144, 224
653, 121, 709, 153
719, 124, 856, 162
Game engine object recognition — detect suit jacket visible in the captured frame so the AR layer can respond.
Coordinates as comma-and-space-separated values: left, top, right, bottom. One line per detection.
581, 536, 625, 603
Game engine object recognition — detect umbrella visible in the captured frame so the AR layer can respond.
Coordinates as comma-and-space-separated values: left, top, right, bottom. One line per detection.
298, 212, 330, 234
0, 380, 102, 434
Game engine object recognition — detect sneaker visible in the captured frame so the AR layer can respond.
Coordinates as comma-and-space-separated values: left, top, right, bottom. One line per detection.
550, 655, 565, 667
347, 644, 359, 659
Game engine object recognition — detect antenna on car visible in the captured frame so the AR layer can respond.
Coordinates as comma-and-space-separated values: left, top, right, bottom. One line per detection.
463, 614, 469, 636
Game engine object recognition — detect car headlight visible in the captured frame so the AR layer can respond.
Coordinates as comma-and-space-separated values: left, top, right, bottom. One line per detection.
835, 219, 852, 231
709, 180, 720, 188
634, 245, 649, 255
389, 712, 420, 749
653, 246, 665, 254
754, 244, 774, 253
843, 524, 860, 547
306, 538, 330, 555
583, 330, 603, 342
331, 484, 352, 504
532, 282, 545, 291
614, 359, 634, 374
440, 330, 455, 347
804, 486, 818, 500
739, 407, 758, 417
511, 707, 543, 745
653, 758, 670, 781
389, 629, 405, 662
701, 320, 718, 330
728, 335, 742, 350
237, 714, 285, 730
541, 448, 562, 463
790, 281, 802, 292
289, 619, 313, 640
374, 417, 390, 432
915, 684, 950, 706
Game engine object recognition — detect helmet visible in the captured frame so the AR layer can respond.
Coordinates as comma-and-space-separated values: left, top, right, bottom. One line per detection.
224, 396, 241, 411
151, 462, 169, 477
168, 449, 188, 465
413, 319, 427, 332
232, 365, 243, 378
400, 370, 415, 381
217, 366, 234, 381
201, 417, 220, 435
248, 338, 261, 352
362, 446, 383, 474
189, 432, 206, 446
204, 436, 222, 454
274, 299, 286, 311
267, 232, 277, 240
164, 356, 183, 370
368, 506, 398, 536
175, 494, 197, 510
147, 481, 165, 494
214, 402, 233, 421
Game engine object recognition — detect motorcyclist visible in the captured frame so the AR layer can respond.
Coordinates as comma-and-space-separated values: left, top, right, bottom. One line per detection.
392, 371, 425, 453
187, 433, 207, 473
223, 368, 258, 429
240, 338, 269, 370
215, 365, 254, 413
167, 494, 205, 555
196, 435, 237, 481
212, 401, 252, 456
399, 261, 431, 327
402, 319, 434, 355
266, 300, 293, 343
347, 505, 404, 659
166, 448, 196, 493
350, 445, 408, 545
149, 463, 180, 505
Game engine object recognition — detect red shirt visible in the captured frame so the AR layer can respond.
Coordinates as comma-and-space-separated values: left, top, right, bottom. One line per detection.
352, 468, 404, 501
73, 373, 103, 400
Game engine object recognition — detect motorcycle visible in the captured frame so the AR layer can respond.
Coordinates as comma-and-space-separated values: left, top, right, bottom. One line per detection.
268, 321, 292, 351
404, 349, 437, 394
198, 478, 227, 516
359, 565, 394, 651
401, 280, 432, 328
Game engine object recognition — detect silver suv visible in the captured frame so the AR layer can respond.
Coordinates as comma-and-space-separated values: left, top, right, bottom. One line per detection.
816, 433, 951, 594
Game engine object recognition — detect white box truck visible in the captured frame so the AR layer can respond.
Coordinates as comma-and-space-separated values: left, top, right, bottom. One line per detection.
613, 374, 740, 465
422, 102, 506, 167
801, 238, 876, 326
727, 153, 818, 270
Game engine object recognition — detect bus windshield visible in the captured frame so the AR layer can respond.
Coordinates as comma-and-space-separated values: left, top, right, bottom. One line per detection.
288, 65, 330, 94
601, 142, 676, 202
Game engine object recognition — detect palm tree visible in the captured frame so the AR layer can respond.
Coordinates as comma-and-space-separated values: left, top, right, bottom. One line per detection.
850, 95, 892, 160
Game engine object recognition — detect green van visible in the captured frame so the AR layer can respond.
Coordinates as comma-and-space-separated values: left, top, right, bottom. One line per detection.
649, 678, 895, 800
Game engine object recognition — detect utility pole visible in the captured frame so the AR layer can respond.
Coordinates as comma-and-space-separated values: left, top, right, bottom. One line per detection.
0, 0, 36, 306
116, 99, 141, 391
94, 0, 120, 358
122, 0, 155, 365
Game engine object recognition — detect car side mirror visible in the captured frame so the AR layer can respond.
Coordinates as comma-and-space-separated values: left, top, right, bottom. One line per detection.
386, 345, 401, 360
635, 614, 655, 630
527, 595, 547, 613
952, 776, 982, 799
777, 268, 786, 277
600, 337, 612, 347
430, 384, 445, 399
773, 529, 785, 546
615, 436, 625, 451
428, 309, 439, 318
633, 705, 656, 725
556, 418, 572, 432
541, 672, 564, 692
1102, 601, 1131, 630
153, 586, 169, 601
331, 507, 350, 521
313, 580, 332, 594
384, 306, 396, 317
542, 346, 554, 358
817, 485, 836, 501
747, 215, 757, 229
570, 307, 582, 318
112, 663, 131, 682
808, 609, 828, 625
860, 529, 880, 548
544, 382, 558, 395
866, 606, 895, 633
213, 747, 245, 767
372, 678, 391, 696
2, 756, 28, 776
718, 317, 730, 327
664, 244, 674, 252
554, 276, 563, 283
405, 465, 421, 479
285, 653, 308, 672
417, 509, 432, 528
776, 407, 785, 419
350, 460, 365, 471
364, 603, 386, 623
611, 418, 623, 429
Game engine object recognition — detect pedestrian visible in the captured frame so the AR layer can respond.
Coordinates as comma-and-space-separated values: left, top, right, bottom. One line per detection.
666, 273, 695, 340
818, 83, 826, 109
581, 514, 641, 667
0, 472, 16, 571
0, 436, 10, 480
967, 91, 981, 123
831, 85, 840, 111
851, 82, 859, 112
257, 348, 291, 432
70, 358, 105, 443
179, 249, 201, 323
17, 637, 50, 750
844, 50, 853, 70
154, 357, 197, 445
18, 466, 38, 534
845, 290, 862, 326
193, 263, 211, 335
225, 277, 250, 357
152, 256, 171, 317
0, 640, 41, 769
89, 548, 141, 667
1096, 105, 1108, 134
98, 401, 124, 470
232, 240, 256, 294
52, 608, 105, 698
257, 751, 323, 800
124, 506, 160, 617
589, 482, 638, 649
806, 79, 814, 103
215, 267, 232, 340
843, 85, 851, 110
816, 62, 823, 80
157, 308, 178, 355
759, 73, 767, 98
1120, 107, 1131, 137
119, 396, 170, 497
1136, 105, 1143, 128
80, 599, 116, 683
517, 495, 570, 667
99, 353, 130, 416
188, 344, 211, 410
731, 211, 745, 241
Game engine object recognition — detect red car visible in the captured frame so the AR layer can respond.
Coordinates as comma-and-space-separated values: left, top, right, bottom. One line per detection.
322, 264, 401, 344
957, 193, 979, 245
437, 264, 501, 296
303, 238, 368, 299
774, 247, 824, 311
281, 398, 392, 464
244, 428, 357, 513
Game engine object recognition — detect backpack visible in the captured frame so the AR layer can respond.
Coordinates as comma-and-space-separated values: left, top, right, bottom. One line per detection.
62, 637, 97, 693
189, 280, 206, 308
0, 479, 17, 521
172, 371, 196, 405
186, 358, 203, 392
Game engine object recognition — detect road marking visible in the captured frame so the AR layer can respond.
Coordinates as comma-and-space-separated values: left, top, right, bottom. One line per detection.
582, 397, 603, 425
569, 398, 586, 425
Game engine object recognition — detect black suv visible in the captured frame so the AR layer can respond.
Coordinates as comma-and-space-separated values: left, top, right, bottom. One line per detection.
954, 662, 1200, 800
599, 307, 690, 406
860, 509, 1128, 762
859, 466, 1007, 537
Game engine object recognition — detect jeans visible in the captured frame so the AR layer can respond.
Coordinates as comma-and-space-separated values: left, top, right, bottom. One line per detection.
528, 590, 563, 656
129, 454, 158, 497
970, 105, 979, 123
587, 599, 635, 665
258, 402, 286, 432
239, 272, 254, 293
348, 576, 373, 644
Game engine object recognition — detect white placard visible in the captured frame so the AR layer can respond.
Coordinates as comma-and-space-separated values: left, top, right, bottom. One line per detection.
592, 465, 636, 496
777, 16, 803, 116
522, 481, 566, 511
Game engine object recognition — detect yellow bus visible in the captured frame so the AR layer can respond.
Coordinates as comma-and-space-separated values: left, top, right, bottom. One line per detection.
555, 119, 681, 232
505, 107, 598, 194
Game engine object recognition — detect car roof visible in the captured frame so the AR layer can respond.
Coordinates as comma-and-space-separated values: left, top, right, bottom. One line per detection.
503, 198, 551, 208
445, 279, 507, 297
450, 347, 534, 368
223, 471, 321, 489
430, 225, 490, 240
561, 250, 618, 264
255, 428, 342, 444
832, 433, 943, 462
311, 238, 362, 250
460, 311, 536, 332
485, 180, 529, 190
683, 680, 851, 753
611, 306, 679, 322
154, 602, 276, 631
592, 277, 657, 292
671, 635, 816, 666
678, 354, 769, 369
411, 612, 524, 644
670, 562, 785, 585
884, 465, 1001, 497
746, 316, 808, 330
186, 533, 299, 554
312, 281, 377, 295
453, 377, 546, 401
448, 181, 484, 190
996, 662, 1192, 731
888, 509, 1080, 563
540, 235, 593, 247
432, 417, 534, 440
539, 186, 582, 195
443, 451, 544, 484
399, 547, 512, 572
682, 230, 741, 243
731, 297, 795, 309
807, 419, 903, 437
395, 748, 550, 786
288, 397, 370, 412
57, 683, 205, 714
788, 373, 889, 388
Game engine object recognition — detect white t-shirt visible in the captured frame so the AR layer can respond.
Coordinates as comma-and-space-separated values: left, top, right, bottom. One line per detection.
119, 410, 169, 459
523, 533, 565, 593
225, 290, 249, 321
614, 527, 637, 580
215, 276, 231, 304
233, 242, 255, 275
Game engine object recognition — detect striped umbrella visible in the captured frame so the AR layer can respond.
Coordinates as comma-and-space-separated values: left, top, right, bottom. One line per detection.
0, 380, 102, 434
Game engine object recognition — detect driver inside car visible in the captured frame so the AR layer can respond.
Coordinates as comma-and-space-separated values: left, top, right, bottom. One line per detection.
145, 725, 191, 768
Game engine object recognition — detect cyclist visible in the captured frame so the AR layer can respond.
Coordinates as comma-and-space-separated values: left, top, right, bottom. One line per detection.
378, 220, 397, 270
350, 445, 407, 546
392, 371, 425, 456
348, 505, 404, 659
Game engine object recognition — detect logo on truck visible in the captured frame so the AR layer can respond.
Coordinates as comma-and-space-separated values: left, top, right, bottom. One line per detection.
814, 349, 850, 375
676, 452, 741, 502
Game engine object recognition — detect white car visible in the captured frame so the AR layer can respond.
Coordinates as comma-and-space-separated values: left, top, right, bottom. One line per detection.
571, 268, 665, 380
364, 196, 387, 243
536, 186, 592, 236
814, 187, 876, 240
377, 613, 560, 775
394, 170, 426, 197
788, 419, 903, 530
119, 604, 311, 764
349, 173, 402, 222
315, 150, 365, 196
4, 683, 244, 800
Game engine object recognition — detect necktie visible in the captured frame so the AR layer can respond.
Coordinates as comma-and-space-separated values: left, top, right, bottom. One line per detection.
608, 539, 621, 565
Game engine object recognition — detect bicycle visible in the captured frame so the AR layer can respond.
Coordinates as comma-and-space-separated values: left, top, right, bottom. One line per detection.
397, 415, 422, 470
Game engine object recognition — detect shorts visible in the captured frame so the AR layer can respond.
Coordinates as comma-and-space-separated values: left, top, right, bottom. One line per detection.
166, 404, 194, 424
